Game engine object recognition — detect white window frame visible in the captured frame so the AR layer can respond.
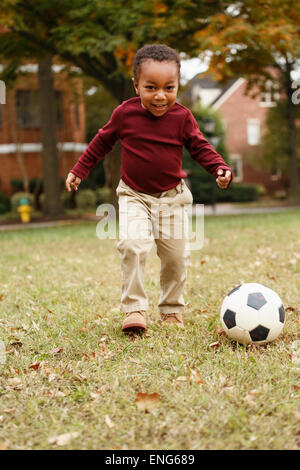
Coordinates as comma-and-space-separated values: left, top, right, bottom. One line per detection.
229, 154, 243, 182
247, 118, 261, 145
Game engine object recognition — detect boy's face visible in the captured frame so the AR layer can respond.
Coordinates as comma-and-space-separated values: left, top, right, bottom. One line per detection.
132, 59, 179, 117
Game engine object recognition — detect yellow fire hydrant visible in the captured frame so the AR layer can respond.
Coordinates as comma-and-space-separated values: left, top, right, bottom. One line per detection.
17, 197, 32, 223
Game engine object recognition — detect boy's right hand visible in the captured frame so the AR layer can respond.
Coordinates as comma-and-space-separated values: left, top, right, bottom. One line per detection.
65, 172, 81, 192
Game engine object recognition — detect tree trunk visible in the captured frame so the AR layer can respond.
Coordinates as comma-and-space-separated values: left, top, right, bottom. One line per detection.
283, 64, 299, 201
102, 141, 121, 212
38, 53, 64, 216
6, 96, 29, 193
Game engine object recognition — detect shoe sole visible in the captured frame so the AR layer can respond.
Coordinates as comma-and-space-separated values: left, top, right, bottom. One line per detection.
122, 323, 146, 333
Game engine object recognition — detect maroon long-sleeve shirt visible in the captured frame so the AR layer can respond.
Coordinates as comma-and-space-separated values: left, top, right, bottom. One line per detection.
70, 97, 233, 194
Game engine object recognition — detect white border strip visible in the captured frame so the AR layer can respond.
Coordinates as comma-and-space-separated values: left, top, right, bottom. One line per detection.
0, 142, 87, 154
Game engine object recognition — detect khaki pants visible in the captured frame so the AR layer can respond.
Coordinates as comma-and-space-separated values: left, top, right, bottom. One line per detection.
116, 178, 193, 315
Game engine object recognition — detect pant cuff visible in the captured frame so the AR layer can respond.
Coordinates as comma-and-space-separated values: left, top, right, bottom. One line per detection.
121, 304, 148, 314
159, 308, 184, 314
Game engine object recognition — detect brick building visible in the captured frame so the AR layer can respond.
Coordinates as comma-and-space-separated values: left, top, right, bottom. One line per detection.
182, 74, 286, 196
0, 65, 86, 195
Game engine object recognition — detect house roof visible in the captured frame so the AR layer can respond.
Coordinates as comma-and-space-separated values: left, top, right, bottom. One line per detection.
180, 73, 242, 107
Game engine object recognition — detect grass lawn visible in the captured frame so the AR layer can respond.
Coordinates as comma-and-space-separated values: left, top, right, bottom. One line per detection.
0, 209, 299, 450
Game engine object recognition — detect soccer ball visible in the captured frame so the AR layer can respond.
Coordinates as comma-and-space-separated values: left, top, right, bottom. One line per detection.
220, 283, 285, 345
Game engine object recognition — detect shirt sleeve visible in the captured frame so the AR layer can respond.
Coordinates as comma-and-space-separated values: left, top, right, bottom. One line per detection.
183, 110, 233, 185
70, 104, 123, 180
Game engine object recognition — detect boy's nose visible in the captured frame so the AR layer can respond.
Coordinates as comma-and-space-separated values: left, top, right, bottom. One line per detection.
155, 90, 166, 100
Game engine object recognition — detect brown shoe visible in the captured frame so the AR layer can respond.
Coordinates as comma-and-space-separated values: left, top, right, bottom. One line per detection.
160, 313, 184, 328
122, 311, 146, 333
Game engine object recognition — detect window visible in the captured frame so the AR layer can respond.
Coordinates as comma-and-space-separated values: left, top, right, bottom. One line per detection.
0, 104, 3, 129
247, 118, 260, 145
260, 80, 280, 107
229, 154, 243, 182
16, 90, 63, 128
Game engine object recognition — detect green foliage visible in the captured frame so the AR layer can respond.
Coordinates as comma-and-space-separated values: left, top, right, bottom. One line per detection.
0, 191, 11, 214
10, 192, 34, 213
60, 191, 74, 209
96, 186, 111, 204
191, 182, 260, 204
182, 104, 233, 202
75, 189, 97, 210
260, 99, 300, 174
11, 178, 44, 194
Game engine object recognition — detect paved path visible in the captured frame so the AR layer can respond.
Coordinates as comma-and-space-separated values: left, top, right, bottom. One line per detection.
200, 203, 300, 216
0, 204, 299, 231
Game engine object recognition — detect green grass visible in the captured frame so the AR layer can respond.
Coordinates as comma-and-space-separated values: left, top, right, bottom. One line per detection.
0, 210, 299, 450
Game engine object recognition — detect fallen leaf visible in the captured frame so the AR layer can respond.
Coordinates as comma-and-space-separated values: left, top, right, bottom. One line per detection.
286, 306, 295, 313
190, 370, 207, 385
48, 373, 57, 383
48, 432, 79, 446
218, 374, 227, 388
175, 376, 187, 382
135, 392, 161, 411
105, 415, 114, 428
209, 341, 221, 348
10, 341, 22, 349
215, 326, 226, 336
49, 347, 63, 355
244, 394, 257, 407
29, 362, 40, 371
291, 354, 300, 365
7, 378, 22, 390
73, 374, 87, 382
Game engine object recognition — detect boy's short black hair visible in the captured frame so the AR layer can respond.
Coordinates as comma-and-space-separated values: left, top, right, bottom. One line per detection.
133, 44, 181, 81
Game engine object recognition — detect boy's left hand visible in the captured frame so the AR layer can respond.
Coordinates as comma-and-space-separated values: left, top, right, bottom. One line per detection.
216, 169, 231, 189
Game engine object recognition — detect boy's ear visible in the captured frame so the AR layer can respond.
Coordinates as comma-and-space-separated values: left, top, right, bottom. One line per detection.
132, 77, 139, 95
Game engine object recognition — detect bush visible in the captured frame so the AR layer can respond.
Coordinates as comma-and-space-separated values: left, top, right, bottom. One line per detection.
76, 189, 97, 210
0, 192, 11, 214
190, 180, 260, 204
10, 192, 34, 213
96, 186, 111, 204
10, 179, 24, 192
61, 191, 75, 209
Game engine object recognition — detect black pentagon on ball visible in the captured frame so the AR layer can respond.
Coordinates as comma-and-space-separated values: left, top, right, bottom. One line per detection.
247, 292, 267, 310
228, 285, 241, 296
223, 309, 236, 329
279, 305, 285, 323
249, 324, 270, 342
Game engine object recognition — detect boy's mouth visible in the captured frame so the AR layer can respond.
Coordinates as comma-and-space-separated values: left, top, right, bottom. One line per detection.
151, 103, 167, 110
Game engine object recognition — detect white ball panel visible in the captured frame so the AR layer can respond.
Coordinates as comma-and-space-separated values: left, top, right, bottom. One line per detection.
226, 326, 250, 344
255, 303, 281, 329
266, 322, 284, 342
236, 308, 260, 330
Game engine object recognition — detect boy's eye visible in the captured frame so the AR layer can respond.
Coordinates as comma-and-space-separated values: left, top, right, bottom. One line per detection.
145, 86, 175, 91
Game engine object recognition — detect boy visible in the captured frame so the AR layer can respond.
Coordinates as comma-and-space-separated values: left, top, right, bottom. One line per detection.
66, 44, 233, 333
